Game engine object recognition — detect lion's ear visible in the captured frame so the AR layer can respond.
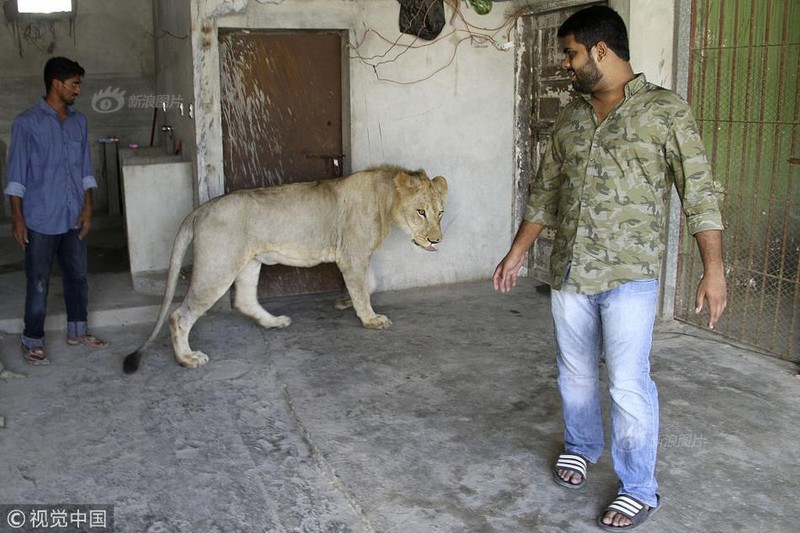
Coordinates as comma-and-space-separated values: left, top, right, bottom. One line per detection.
432, 176, 448, 197
394, 171, 421, 192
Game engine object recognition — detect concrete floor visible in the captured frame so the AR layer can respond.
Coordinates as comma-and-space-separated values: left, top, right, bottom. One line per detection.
1, 225, 799, 532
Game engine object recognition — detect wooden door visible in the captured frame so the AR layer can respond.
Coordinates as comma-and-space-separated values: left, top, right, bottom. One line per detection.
219, 30, 347, 298
527, 5, 592, 282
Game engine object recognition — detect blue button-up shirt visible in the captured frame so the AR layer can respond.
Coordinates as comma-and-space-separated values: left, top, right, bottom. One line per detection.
4, 99, 97, 235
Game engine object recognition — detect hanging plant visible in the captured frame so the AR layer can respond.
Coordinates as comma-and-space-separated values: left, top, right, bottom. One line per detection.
468, 0, 492, 15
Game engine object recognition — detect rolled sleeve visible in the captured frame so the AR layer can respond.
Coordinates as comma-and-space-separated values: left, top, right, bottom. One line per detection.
685, 206, 724, 235
667, 105, 724, 235
3, 181, 26, 198
83, 175, 98, 190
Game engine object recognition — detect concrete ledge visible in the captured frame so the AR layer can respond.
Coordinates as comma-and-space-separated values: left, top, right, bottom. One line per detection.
0, 304, 168, 336
132, 269, 189, 296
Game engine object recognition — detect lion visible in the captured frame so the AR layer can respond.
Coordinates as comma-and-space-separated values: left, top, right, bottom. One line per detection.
123, 166, 448, 373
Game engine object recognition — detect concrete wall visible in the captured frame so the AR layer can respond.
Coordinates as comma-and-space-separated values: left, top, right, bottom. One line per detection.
619, 0, 675, 89
189, 0, 520, 292
153, 0, 195, 180
0, 0, 157, 218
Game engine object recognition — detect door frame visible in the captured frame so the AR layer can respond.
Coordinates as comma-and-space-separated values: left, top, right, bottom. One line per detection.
512, 1, 602, 282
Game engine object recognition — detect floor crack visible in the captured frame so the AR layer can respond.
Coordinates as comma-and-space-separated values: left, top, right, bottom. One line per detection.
282, 384, 376, 533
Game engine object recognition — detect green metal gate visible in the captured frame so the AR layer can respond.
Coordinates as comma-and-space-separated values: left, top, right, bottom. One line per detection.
676, 0, 800, 361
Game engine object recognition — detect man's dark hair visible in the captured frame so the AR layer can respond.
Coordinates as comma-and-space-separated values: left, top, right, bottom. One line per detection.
44, 57, 85, 93
557, 5, 630, 61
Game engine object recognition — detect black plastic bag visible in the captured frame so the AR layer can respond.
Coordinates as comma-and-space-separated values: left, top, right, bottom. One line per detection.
398, 0, 445, 41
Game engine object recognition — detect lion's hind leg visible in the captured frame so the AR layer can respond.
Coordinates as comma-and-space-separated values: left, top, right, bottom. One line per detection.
233, 260, 292, 330
170, 303, 211, 369
170, 259, 242, 369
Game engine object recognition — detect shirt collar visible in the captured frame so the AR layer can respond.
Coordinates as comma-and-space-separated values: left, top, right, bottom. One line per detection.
579, 72, 648, 105
38, 97, 75, 118
624, 73, 648, 97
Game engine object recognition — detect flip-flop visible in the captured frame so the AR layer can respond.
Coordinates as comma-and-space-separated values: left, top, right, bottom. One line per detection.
23, 345, 50, 366
597, 494, 661, 531
67, 334, 108, 348
553, 453, 588, 489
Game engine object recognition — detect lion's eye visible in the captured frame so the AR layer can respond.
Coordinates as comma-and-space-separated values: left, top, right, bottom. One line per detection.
438, 211, 444, 219
417, 209, 426, 218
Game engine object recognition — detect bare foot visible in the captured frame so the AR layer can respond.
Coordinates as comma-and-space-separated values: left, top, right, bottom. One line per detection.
556, 468, 583, 486
600, 509, 638, 528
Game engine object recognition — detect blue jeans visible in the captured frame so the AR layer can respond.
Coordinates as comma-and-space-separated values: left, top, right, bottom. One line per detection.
551, 280, 660, 507
22, 229, 89, 348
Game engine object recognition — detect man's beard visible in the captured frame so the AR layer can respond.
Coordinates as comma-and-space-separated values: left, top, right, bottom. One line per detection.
570, 55, 602, 93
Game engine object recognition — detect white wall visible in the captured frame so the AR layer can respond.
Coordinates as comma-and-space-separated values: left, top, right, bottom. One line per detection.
611, 0, 675, 89
191, 0, 519, 292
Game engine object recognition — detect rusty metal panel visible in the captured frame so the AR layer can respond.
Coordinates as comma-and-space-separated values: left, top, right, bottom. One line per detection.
677, 0, 799, 361
219, 30, 346, 298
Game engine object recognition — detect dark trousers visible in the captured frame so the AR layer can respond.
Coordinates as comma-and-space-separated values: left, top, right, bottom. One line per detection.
22, 228, 89, 347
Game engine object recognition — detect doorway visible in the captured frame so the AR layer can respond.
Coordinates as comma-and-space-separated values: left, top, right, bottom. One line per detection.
219, 30, 349, 298
515, 3, 597, 282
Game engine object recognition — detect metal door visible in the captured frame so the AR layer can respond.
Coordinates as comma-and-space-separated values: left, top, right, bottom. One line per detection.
676, 0, 799, 361
219, 30, 347, 298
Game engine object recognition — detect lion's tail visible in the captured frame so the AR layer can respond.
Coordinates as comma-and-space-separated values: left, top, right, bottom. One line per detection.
123, 211, 197, 374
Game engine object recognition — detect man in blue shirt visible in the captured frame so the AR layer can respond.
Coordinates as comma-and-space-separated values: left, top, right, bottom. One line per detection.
4, 56, 106, 365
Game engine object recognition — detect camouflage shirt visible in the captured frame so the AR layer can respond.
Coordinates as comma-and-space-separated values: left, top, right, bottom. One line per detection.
524, 74, 723, 294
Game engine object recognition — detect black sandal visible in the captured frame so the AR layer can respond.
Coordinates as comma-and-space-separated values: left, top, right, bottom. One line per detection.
597, 494, 661, 531
552, 453, 587, 489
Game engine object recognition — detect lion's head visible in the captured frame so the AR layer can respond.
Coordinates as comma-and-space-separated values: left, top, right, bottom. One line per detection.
393, 171, 448, 252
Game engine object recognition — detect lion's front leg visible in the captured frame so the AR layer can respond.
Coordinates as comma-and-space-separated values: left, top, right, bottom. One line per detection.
338, 260, 391, 329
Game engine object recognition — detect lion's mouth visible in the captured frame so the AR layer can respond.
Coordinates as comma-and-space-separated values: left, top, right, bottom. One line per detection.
414, 240, 439, 252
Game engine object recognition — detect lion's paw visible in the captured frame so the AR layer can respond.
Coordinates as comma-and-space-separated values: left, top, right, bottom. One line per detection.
363, 314, 392, 330
262, 315, 291, 329
334, 296, 353, 310
177, 350, 209, 369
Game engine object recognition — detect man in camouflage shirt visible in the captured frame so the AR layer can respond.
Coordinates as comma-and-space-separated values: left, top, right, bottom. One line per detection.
493, 6, 727, 531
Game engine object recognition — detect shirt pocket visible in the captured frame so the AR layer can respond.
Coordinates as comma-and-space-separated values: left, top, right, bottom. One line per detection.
68, 139, 84, 173
608, 143, 669, 198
